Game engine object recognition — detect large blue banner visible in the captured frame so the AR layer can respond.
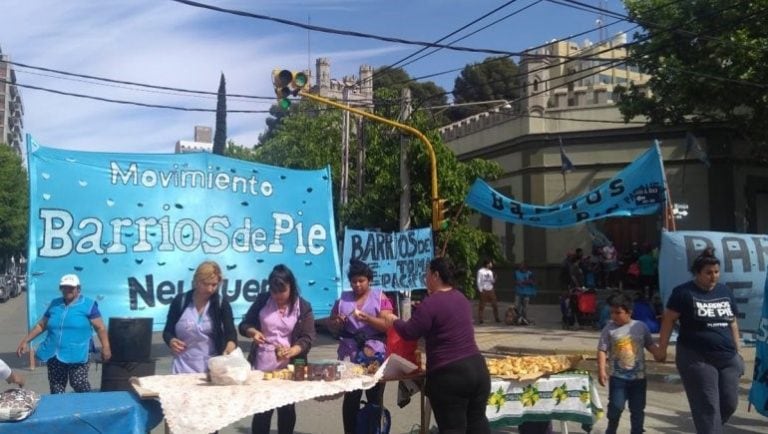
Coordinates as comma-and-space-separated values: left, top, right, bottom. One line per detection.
341, 227, 433, 292
26, 136, 341, 330
464, 143, 666, 228
748, 273, 768, 417
659, 230, 768, 333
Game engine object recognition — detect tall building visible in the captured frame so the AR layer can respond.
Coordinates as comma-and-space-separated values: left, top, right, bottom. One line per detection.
312, 58, 374, 109
0, 45, 24, 156
175, 125, 213, 153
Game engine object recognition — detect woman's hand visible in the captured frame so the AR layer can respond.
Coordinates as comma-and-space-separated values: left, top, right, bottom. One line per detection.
16, 340, 28, 357
101, 346, 112, 362
249, 329, 267, 345
276, 345, 300, 360
169, 337, 187, 355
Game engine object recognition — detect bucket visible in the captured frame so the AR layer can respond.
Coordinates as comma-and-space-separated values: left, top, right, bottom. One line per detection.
100, 360, 156, 392
108, 317, 153, 362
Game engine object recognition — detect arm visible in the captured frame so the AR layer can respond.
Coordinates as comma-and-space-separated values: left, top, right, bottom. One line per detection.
0, 359, 24, 387
355, 308, 393, 332
284, 300, 316, 360
730, 320, 741, 354
220, 300, 238, 355
327, 300, 345, 335
393, 301, 432, 341
656, 308, 680, 362
17, 317, 49, 357
597, 350, 608, 387
162, 294, 187, 356
239, 295, 268, 344
90, 317, 112, 361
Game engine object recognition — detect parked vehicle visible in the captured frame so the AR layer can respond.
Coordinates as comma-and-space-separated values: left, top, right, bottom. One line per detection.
0, 284, 8, 303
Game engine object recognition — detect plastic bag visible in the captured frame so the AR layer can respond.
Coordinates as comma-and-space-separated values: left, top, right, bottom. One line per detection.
385, 327, 418, 366
0, 388, 40, 422
207, 347, 250, 385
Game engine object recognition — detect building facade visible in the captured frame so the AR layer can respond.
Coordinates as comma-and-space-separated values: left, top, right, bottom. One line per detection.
440, 38, 766, 298
0, 46, 24, 156
175, 126, 213, 153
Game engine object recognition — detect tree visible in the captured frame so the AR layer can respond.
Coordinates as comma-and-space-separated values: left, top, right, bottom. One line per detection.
618, 0, 768, 154
213, 73, 227, 155
239, 83, 503, 296
0, 144, 28, 268
448, 56, 520, 122
372, 67, 449, 110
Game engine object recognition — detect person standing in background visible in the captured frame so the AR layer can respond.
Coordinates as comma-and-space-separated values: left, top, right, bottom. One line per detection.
476, 258, 500, 324
513, 263, 537, 326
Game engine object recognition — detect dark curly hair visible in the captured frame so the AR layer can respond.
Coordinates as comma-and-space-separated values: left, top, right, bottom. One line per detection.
347, 259, 373, 281
690, 247, 720, 274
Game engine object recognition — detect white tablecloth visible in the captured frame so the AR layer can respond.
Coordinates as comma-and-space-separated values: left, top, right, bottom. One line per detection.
134, 355, 416, 434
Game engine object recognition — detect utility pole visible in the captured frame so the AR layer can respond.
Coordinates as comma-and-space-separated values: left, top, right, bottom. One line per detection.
399, 87, 412, 231
356, 116, 365, 196
340, 87, 350, 206
398, 88, 413, 321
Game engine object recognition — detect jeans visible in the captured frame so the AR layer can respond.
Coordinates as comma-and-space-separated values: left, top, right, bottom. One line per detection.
251, 404, 296, 434
606, 376, 646, 434
514, 294, 531, 322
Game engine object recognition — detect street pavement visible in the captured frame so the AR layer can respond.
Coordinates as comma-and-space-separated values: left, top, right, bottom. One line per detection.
1, 291, 765, 433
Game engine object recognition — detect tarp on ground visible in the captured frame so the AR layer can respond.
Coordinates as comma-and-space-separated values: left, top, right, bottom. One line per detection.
464, 143, 666, 228
26, 135, 341, 330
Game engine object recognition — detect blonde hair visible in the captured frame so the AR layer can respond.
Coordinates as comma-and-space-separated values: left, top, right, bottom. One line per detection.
193, 260, 223, 286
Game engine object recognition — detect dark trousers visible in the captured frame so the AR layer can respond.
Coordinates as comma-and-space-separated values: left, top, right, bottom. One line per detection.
426, 353, 491, 434
676, 345, 744, 434
606, 377, 646, 434
342, 382, 385, 434
251, 404, 296, 434
47, 357, 91, 394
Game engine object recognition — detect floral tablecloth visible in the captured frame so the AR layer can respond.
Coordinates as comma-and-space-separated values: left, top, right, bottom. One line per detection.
486, 371, 604, 430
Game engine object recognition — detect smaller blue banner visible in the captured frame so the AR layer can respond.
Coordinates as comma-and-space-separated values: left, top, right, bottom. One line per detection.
464, 143, 666, 228
341, 227, 433, 292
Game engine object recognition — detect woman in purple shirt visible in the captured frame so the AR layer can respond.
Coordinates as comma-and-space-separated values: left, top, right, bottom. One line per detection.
391, 257, 490, 434
330, 259, 394, 434
239, 264, 315, 434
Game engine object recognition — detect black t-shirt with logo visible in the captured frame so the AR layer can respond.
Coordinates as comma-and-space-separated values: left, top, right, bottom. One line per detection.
667, 280, 738, 361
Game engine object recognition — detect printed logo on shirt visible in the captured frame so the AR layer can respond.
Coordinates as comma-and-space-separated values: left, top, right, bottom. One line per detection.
693, 296, 734, 327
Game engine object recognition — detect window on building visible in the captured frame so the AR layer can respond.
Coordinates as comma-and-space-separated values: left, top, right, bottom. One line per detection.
567, 97, 576, 106
533, 79, 539, 91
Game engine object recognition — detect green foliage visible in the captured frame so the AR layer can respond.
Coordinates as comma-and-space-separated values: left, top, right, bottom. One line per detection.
372, 67, 449, 109
619, 0, 768, 153
0, 144, 28, 263
213, 73, 227, 155
449, 56, 520, 122
236, 68, 503, 296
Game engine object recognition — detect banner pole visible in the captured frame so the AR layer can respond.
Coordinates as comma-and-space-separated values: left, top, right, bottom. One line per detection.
655, 140, 676, 231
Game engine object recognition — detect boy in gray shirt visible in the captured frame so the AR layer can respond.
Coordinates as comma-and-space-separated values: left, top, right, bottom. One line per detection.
597, 292, 661, 434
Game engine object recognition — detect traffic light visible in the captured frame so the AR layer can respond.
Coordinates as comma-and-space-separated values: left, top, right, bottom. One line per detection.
272, 69, 309, 109
433, 198, 450, 231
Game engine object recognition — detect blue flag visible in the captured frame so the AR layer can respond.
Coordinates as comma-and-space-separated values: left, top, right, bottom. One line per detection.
464, 143, 666, 228
559, 137, 574, 173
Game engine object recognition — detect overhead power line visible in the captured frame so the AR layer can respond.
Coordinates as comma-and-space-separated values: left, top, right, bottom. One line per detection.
0, 78, 270, 113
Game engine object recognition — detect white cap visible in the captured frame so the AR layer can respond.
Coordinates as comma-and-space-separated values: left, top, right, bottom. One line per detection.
59, 274, 80, 287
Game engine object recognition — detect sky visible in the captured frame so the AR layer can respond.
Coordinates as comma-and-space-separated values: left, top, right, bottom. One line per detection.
0, 0, 632, 154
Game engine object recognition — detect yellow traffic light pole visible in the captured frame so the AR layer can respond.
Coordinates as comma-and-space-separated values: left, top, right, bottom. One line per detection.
298, 90, 441, 231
